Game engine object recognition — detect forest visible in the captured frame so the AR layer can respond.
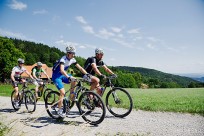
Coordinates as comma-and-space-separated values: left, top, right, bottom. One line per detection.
1, 36, 203, 88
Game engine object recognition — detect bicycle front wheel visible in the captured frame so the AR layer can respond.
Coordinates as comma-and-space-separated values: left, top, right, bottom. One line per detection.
11, 90, 22, 111
106, 87, 133, 118
45, 91, 61, 119
78, 91, 106, 125
43, 88, 53, 101
24, 90, 36, 113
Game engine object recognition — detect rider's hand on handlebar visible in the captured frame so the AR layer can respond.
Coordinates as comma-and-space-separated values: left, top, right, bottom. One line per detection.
69, 76, 76, 82
83, 73, 92, 82
100, 74, 106, 79
111, 74, 117, 78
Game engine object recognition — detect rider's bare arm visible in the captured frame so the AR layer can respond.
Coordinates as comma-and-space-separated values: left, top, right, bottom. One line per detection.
11, 71, 16, 82
91, 63, 103, 76
25, 70, 34, 79
102, 65, 114, 75
43, 71, 50, 80
32, 70, 38, 79
75, 63, 88, 75
60, 64, 69, 79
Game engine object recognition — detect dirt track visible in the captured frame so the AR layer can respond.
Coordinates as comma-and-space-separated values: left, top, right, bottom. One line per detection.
0, 96, 204, 136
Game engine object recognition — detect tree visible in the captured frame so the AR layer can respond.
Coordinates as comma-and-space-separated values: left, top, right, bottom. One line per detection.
25, 53, 36, 65
0, 37, 24, 82
50, 52, 60, 64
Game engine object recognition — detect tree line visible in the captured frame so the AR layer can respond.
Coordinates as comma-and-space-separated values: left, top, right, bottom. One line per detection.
1, 36, 203, 88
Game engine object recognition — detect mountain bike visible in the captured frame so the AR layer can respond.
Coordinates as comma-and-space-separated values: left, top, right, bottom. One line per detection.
45, 78, 106, 125
31, 79, 53, 102
100, 75, 133, 118
11, 80, 36, 112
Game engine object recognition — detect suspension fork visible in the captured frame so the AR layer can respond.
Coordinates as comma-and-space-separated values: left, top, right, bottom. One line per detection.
110, 86, 119, 102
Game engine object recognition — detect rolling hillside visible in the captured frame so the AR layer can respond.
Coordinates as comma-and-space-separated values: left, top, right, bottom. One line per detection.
115, 66, 199, 87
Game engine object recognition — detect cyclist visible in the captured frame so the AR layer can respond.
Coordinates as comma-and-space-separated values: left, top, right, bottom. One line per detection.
32, 62, 50, 99
52, 45, 96, 117
11, 58, 34, 107
84, 48, 117, 96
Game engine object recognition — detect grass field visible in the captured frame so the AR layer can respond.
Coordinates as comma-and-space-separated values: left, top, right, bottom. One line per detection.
0, 84, 203, 115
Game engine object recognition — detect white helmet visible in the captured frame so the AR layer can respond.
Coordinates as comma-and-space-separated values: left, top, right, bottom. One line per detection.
95, 48, 104, 54
66, 45, 76, 54
37, 62, 43, 66
18, 58, 24, 64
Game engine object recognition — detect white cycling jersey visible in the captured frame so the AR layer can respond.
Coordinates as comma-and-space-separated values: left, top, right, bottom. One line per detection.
52, 55, 77, 77
12, 66, 26, 78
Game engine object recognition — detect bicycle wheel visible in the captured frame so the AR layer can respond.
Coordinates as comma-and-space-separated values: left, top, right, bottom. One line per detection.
24, 90, 36, 113
43, 88, 53, 101
11, 90, 22, 111
77, 91, 106, 125
45, 91, 61, 119
106, 87, 133, 118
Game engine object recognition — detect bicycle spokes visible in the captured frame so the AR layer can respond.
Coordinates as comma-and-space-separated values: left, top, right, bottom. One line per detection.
78, 91, 106, 125
106, 88, 133, 118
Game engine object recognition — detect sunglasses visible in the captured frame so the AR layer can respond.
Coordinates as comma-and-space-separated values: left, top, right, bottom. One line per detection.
68, 52, 75, 55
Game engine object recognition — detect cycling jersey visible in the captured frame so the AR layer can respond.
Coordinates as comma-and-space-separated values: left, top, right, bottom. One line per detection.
32, 66, 45, 78
52, 55, 78, 90
84, 56, 105, 75
11, 66, 26, 80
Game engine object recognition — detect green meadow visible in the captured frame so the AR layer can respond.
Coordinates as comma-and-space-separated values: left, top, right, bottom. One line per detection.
0, 84, 203, 115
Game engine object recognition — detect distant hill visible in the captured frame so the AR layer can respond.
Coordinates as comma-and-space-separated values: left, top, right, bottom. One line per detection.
115, 66, 199, 87
192, 77, 204, 83
176, 73, 204, 83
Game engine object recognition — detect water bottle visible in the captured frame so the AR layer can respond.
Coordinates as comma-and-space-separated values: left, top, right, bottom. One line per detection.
100, 87, 104, 96
38, 85, 44, 97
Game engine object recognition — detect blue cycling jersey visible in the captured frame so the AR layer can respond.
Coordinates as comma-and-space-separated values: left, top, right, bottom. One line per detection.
52, 55, 77, 78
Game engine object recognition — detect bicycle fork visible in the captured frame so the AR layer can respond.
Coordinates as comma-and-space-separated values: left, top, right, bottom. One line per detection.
111, 90, 120, 104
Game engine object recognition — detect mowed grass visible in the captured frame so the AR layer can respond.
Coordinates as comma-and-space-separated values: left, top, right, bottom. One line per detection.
127, 88, 204, 115
1, 84, 204, 115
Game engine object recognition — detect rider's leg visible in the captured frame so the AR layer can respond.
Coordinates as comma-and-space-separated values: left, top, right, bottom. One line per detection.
69, 80, 77, 101
58, 88, 65, 109
14, 86, 19, 99
33, 80, 39, 98
90, 76, 103, 96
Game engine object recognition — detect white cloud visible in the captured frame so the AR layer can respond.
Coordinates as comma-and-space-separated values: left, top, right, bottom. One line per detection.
147, 43, 156, 49
112, 38, 134, 48
8, 0, 27, 11
127, 28, 140, 34
97, 28, 115, 39
110, 27, 122, 33
33, 9, 48, 15
75, 16, 87, 25
79, 45, 86, 49
147, 37, 162, 42
0, 28, 26, 39
82, 26, 95, 34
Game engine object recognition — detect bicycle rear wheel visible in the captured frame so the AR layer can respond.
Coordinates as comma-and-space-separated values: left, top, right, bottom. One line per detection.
106, 87, 133, 118
45, 91, 61, 119
11, 90, 22, 111
77, 91, 106, 125
24, 90, 36, 113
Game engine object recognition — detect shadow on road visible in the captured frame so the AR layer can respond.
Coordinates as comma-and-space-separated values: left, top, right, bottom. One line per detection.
0, 108, 16, 113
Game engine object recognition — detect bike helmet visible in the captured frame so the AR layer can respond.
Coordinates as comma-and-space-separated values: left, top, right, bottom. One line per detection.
17, 58, 24, 64
95, 48, 104, 54
66, 45, 76, 54
37, 62, 43, 66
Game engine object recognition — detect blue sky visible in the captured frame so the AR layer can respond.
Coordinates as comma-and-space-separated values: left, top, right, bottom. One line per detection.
0, 0, 204, 75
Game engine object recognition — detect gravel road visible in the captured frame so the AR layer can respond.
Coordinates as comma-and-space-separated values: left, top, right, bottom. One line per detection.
0, 96, 203, 136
